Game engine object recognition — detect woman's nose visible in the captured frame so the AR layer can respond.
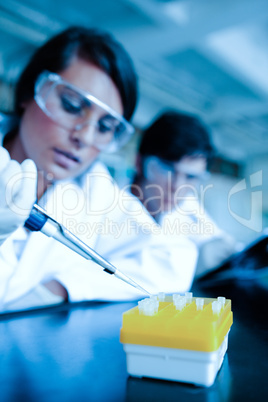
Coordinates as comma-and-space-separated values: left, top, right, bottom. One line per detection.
69, 123, 97, 148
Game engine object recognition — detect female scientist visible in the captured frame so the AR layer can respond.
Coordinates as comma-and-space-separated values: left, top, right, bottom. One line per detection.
0, 27, 197, 311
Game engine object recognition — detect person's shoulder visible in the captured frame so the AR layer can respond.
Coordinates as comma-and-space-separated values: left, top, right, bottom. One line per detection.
77, 160, 115, 189
89, 160, 111, 175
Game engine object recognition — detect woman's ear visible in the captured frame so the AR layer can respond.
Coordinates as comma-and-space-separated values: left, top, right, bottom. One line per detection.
20, 100, 30, 110
20, 99, 33, 111
135, 153, 142, 175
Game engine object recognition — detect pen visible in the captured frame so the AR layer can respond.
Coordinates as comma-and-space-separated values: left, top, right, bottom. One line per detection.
24, 204, 151, 295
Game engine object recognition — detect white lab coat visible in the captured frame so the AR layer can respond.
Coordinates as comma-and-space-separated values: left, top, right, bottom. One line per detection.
0, 129, 198, 310
159, 198, 236, 275
159, 198, 225, 245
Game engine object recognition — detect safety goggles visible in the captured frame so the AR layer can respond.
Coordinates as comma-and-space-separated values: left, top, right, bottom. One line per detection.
143, 156, 210, 183
34, 71, 134, 152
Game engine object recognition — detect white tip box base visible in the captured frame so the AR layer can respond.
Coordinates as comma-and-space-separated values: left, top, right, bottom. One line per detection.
123, 332, 229, 387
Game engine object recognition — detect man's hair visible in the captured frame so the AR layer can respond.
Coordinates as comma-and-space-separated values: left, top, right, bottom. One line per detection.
139, 110, 214, 162
15, 26, 138, 120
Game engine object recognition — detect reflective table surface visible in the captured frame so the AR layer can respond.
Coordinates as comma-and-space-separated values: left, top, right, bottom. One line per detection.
0, 278, 268, 402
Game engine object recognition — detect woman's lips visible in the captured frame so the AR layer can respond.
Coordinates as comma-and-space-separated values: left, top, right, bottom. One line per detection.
53, 148, 81, 169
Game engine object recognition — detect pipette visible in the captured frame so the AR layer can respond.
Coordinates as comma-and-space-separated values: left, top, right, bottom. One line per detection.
24, 203, 151, 296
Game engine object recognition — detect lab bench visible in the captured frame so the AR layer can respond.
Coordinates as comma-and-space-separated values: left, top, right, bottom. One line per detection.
0, 279, 267, 402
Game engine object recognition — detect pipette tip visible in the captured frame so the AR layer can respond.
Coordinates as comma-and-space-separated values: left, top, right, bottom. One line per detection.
114, 269, 151, 296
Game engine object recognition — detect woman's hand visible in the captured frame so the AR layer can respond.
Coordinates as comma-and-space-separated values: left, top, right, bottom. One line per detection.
0, 146, 37, 245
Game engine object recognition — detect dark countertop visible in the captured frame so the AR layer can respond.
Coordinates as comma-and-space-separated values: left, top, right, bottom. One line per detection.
0, 278, 268, 402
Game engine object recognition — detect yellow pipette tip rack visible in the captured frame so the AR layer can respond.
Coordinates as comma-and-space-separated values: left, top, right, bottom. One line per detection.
120, 292, 233, 386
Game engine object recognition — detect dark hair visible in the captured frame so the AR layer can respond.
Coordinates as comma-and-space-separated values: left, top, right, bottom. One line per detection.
15, 26, 138, 120
139, 110, 214, 162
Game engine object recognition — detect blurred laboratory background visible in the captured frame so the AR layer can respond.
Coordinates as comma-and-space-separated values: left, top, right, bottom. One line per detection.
0, 0, 268, 243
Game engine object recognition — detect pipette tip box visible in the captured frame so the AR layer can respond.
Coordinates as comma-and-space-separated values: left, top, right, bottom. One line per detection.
120, 292, 233, 387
